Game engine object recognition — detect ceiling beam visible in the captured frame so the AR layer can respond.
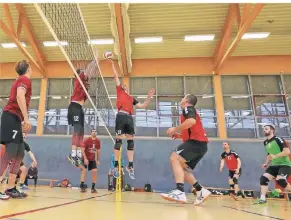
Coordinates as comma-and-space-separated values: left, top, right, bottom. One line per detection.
213, 4, 264, 74
15, 4, 46, 71
213, 4, 237, 68
234, 3, 241, 29
0, 19, 45, 74
16, 12, 23, 39
114, 3, 128, 76
2, 3, 16, 36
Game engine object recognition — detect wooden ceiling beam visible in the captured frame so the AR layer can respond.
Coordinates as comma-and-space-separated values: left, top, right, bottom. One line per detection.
15, 3, 46, 73
16, 12, 23, 39
0, 19, 45, 74
114, 3, 128, 76
213, 4, 264, 74
2, 3, 16, 36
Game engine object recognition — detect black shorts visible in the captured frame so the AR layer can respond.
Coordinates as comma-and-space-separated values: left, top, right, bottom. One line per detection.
67, 102, 84, 135
174, 140, 208, 170
84, 160, 97, 171
265, 166, 291, 178
0, 111, 23, 144
229, 168, 242, 179
115, 112, 134, 135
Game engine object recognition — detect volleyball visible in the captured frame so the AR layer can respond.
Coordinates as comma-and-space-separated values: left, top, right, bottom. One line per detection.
103, 51, 113, 59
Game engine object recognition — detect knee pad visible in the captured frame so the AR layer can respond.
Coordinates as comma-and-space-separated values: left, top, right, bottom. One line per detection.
260, 175, 269, 186
114, 139, 122, 150
233, 177, 238, 185
127, 140, 134, 151
276, 178, 288, 188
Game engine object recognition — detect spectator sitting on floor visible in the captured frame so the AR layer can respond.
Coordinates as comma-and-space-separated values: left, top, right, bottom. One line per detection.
24, 163, 38, 187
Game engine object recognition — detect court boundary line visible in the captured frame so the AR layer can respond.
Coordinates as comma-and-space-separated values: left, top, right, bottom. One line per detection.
222, 206, 285, 220
0, 192, 114, 219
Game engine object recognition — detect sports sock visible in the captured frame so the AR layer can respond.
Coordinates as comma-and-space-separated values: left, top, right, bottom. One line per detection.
128, 162, 133, 168
114, 161, 119, 168
176, 183, 184, 192
193, 182, 202, 192
92, 183, 95, 189
260, 194, 266, 200
77, 150, 82, 158
71, 150, 77, 157
81, 181, 84, 187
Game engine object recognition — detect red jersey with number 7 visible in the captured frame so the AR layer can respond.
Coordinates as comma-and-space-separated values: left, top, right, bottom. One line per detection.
221, 150, 240, 171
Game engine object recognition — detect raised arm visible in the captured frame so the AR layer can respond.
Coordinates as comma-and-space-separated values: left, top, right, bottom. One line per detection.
111, 60, 121, 86
135, 88, 155, 109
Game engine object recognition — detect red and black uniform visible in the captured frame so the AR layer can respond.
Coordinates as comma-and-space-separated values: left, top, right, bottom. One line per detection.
0, 75, 31, 175
82, 137, 101, 171
67, 72, 88, 146
175, 106, 208, 170
115, 85, 138, 135
221, 150, 242, 179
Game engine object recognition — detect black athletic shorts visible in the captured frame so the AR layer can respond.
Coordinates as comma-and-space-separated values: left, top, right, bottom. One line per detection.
265, 165, 291, 178
174, 140, 208, 170
67, 102, 84, 134
115, 112, 134, 135
0, 111, 23, 144
84, 160, 97, 171
229, 168, 242, 179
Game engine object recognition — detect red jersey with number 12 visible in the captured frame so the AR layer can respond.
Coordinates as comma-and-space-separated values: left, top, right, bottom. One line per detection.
3, 75, 32, 121
82, 137, 101, 161
221, 150, 239, 171
180, 106, 208, 143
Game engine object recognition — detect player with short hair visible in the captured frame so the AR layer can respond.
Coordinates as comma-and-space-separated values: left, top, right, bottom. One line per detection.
67, 50, 99, 168
79, 129, 101, 193
109, 60, 155, 179
220, 142, 245, 200
160, 94, 211, 205
254, 124, 291, 205
0, 60, 32, 200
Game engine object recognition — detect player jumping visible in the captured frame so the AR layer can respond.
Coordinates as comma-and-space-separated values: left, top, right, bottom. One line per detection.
0, 60, 32, 200
67, 50, 99, 168
109, 60, 155, 179
79, 129, 100, 193
160, 94, 211, 205
254, 124, 291, 205
220, 142, 245, 200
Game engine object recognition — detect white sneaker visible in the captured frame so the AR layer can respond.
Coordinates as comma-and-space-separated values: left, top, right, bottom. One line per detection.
160, 189, 187, 204
0, 192, 10, 200
194, 188, 211, 206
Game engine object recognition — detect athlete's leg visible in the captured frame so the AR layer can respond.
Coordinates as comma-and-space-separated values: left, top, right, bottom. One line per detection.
80, 165, 87, 192
0, 165, 9, 183
91, 167, 97, 193
276, 166, 291, 191
18, 164, 29, 189
254, 171, 274, 204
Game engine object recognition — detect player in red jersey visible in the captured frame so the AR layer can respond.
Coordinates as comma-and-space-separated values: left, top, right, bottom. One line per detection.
160, 94, 211, 205
220, 142, 245, 200
67, 50, 99, 168
79, 129, 100, 193
0, 60, 32, 200
109, 60, 155, 179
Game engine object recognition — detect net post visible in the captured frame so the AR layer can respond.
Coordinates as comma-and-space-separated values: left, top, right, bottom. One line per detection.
116, 146, 122, 192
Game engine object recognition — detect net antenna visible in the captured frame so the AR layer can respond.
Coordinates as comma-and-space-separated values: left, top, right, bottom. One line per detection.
34, 3, 115, 142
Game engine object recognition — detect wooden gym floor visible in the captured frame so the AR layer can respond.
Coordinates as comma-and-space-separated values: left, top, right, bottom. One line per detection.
0, 186, 290, 220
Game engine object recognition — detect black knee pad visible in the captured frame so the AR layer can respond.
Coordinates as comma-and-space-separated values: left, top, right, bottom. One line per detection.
276, 178, 288, 188
127, 140, 134, 151
114, 139, 122, 150
260, 175, 269, 186
233, 177, 238, 185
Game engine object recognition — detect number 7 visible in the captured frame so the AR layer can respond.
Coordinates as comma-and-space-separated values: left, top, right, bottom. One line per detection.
12, 130, 18, 139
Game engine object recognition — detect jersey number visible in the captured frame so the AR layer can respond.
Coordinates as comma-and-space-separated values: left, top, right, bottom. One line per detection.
227, 156, 231, 160
74, 116, 79, 122
12, 130, 18, 139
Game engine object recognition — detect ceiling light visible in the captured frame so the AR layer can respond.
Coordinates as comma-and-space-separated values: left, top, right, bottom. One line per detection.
31, 96, 40, 100
109, 96, 117, 99
52, 96, 62, 99
231, 95, 249, 99
242, 32, 270, 40
184, 34, 215, 42
134, 37, 163, 44
1, 42, 26, 48
88, 39, 114, 45
43, 41, 68, 47
202, 95, 214, 99
137, 96, 154, 99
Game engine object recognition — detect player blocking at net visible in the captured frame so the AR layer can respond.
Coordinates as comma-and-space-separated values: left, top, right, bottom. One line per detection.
67, 49, 99, 168
105, 53, 155, 179
160, 94, 211, 205
0, 60, 32, 200
220, 142, 245, 201
254, 124, 291, 205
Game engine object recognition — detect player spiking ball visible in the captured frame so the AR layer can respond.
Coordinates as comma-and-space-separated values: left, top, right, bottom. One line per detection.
104, 51, 155, 179
67, 49, 100, 168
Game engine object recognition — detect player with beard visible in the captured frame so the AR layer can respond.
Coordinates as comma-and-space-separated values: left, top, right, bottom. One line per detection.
254, 124, 291, 205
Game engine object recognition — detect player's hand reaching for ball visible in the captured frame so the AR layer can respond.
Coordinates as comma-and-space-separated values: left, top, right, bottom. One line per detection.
22, 119, 32, 133
167, 127, 178, 136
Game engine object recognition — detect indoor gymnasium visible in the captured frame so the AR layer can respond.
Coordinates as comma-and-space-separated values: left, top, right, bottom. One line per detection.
0, 2, 291, 220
